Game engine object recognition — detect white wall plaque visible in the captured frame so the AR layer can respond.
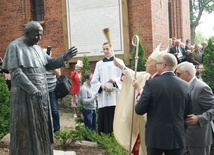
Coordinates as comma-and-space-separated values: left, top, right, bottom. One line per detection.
66, 0, 124, 57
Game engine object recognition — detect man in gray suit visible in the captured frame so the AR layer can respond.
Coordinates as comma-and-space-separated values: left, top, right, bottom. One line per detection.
135, 53, 192, 155
176, 62, 214, 155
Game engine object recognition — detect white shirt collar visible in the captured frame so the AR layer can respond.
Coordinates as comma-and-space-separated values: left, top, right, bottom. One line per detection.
161, 71, 174, 75
151, 72, 158, 78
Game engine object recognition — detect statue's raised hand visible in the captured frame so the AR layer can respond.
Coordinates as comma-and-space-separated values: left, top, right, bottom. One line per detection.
63, 46, 78, 61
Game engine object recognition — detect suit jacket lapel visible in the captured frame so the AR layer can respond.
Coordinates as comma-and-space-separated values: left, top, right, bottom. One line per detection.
190, 78, 197, 91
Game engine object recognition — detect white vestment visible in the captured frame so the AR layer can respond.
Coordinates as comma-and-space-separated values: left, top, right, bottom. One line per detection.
113, 68, 150, 155
91, 58, 124, 108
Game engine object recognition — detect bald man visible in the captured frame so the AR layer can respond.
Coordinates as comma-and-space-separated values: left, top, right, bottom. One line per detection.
136, 53, 192, 155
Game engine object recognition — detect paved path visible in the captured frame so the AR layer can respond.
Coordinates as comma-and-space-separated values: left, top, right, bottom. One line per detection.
59, 109, 76, 131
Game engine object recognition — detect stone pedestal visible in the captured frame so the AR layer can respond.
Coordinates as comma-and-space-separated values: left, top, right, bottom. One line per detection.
54, 150, 76, 155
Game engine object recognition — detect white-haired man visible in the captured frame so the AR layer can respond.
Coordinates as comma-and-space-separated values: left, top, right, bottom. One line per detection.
176, 62, 214, 155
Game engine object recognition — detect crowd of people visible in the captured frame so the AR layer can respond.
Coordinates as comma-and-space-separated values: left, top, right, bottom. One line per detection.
113, 44, 214, 155
1, 20, 213, 155
77, 38, 213, 155
169, 38, 206, 80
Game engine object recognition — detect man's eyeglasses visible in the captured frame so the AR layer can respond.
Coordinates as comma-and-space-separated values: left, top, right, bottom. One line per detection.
176, 71, 188, 77
176, 72, 182, 77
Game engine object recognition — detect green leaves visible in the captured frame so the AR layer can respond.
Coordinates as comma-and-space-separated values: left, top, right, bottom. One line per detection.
190, 0, 214, 43
131, 39, 147, 72
201, 37, 214, 89
54, 126, 128, 154
81, 55, 91, 83
0, 73, 10, 139
75, 126, 128, 155
54, 129, 84, 150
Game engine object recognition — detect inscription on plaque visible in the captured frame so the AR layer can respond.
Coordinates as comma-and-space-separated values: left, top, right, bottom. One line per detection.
66, 0, 124, 57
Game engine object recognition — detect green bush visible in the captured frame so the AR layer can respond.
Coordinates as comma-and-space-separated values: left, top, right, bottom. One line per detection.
75, 99, 84, 124
54, 126, 127, 154
201, 37, 214, 90
131, 39, 147, 72
201, 36, 214, 150
54, 129, 84, 150
76, 126, 127, 155
81, 55, 91, 83
0, 72, 10, 139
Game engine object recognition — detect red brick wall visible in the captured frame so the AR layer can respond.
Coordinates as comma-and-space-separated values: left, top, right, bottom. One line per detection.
181, 0, 191, 42
0, 1, 25, 56
127, 0, 170, 57
170, 0, 179, 39
168, 0, 190, 42
0, 0, 190, 76
0, 0, 64, 58
127, 0, 153, 58
151, 0, 169, 54
42, 0, 65, 58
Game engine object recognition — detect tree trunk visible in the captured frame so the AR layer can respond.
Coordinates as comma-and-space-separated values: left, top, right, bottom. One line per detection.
189, 0, 206, 44
191, 25, 196, 44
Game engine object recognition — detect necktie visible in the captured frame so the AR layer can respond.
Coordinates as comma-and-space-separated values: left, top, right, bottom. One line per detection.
177, 47, 179, 53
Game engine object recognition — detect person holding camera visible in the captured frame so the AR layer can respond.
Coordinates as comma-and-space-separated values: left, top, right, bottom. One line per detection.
46, 48, 61, 132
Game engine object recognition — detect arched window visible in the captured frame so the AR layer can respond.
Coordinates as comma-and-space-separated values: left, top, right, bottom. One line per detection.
32, 0, 44, 21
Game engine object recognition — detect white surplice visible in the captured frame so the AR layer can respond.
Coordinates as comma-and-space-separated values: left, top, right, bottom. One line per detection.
91, 58, 124, 108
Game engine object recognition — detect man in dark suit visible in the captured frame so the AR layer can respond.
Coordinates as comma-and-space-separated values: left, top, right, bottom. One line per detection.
135, 53, 192, 155
176, 62, 214, 155
170, 39, 186, 63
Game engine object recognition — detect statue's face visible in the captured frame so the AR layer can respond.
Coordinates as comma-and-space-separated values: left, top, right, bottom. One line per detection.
27, 27, 43, 45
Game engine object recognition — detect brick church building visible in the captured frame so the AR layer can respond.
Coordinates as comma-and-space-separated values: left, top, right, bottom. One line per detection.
0, 0, 190, 75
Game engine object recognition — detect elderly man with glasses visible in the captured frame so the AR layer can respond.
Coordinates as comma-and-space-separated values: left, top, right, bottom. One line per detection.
176, 61, 214, 155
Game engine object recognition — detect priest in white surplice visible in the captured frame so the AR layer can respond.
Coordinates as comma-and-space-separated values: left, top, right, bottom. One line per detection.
91, 42, 124, 134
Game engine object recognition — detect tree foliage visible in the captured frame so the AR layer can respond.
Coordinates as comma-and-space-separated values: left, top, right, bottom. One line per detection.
190, 0, 214, 43
81, 55, 91, 83
0, 72, 10, 139
201, 36, 214, 89
131, 39, 147, 72
195, 30, 207, 44
54, 126, 127, 154
54, 129, 84, 150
